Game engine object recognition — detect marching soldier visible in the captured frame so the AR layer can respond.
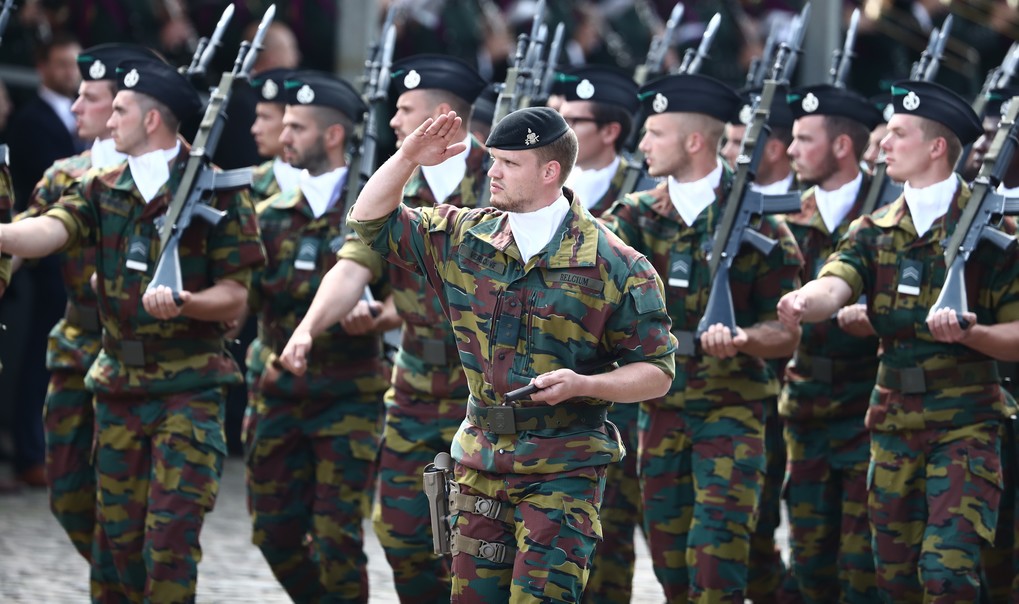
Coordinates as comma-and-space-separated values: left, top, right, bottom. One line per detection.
0, 57, 264, 602
347, 106, 676, 603
601, 74, 803, 603
778, 81, 1015, 602
15, 42, 158, 563
280, 55, 490, 602
553, 64, 645, 604
244, 70, 389, 602
248, 68, 300, 206
722, 87, 797, 194
780, 83, 885, 602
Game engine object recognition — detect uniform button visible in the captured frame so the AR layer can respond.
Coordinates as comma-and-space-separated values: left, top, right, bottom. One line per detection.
498, 449, 505, 454
498, 352, 506, 360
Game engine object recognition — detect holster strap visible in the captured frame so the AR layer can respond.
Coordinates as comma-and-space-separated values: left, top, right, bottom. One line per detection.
793, 351, 878, 384
64, 302, 101, 333
449, 493, 515, 524
450, 530, 516, 564
467, 400, 608, 435
877, 361, 999, 395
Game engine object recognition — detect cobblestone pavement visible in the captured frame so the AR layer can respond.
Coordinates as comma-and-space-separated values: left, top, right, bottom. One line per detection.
0, 457, 788, 602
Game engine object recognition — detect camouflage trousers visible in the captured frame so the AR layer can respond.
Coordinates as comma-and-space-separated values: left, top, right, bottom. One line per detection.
450, 463, 605, 603
639, 401, 765, 603
980, 416, 1018, 604
43, 369, 96, 562
784, 416, 876, 603
90, 388, 226, 604
371, 386, 464, 604
582, 402, 642, 604
869, 421, 1002, 603
246, 389, 381, 603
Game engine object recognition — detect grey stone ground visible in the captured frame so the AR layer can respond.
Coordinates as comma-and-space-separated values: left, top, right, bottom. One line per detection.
0, 457, 788, 603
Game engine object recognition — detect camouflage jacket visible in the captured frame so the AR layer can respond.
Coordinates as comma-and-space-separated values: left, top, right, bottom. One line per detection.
250, 181, 389, 400
339, 136, 486, 402
587, 155, 631, 218
779, 175, 880, 420
0, 160, 13, 286
21, 151, 102, 372
602, 171, 803, 412
819, 177, 1019, 431
350, 189, 677, 474
45, 145, 266, 396
250, 159, 281, 209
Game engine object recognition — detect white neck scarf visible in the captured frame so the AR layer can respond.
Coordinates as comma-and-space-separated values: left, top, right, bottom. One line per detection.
668, 162, 722, 226
273, 157, 301, 195
904, 175, 957, 237
507, 194, 571, 264
299, 166, 348, 218
420, 134, 471, 202
127, 141, 181, 203
566, 155, 621, 210
751, 172, 794, 195
90, 137, 127, 171
814, 172, 863, 233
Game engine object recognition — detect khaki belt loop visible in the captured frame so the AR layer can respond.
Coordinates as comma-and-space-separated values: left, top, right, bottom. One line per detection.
450, 529, 516, 564
64, 302, 101, 333
449, 492, 515, 524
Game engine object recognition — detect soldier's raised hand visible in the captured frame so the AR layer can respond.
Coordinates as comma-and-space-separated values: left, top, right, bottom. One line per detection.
398, 111, 467, 167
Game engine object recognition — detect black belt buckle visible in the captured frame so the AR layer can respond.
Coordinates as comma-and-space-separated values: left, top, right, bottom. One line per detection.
812, 357, 833, 384
120, 340, 146, 367
421, 338, 448, 365
900, 367, 926, 394
487, 406, 517, 434
673, 330, 696, 356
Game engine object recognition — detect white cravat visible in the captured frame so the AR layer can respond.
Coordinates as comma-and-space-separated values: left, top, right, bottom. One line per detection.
904, 175, 958, 237
273, 157, 301, 195
90, 138, 127, 170
814, 172, 863, 233
566, 155, 621, 210
507, 194, 570, 264
39, 86, 76, 136
751, 172, 794, 195
299, 166, 348, 218
420, 135, 470, 202
127, 141, 181, 203
668, 162, 722, 226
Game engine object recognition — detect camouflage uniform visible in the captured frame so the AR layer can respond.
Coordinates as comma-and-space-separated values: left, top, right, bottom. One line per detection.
819, 181, 1018, 602
341, 136, 485, 603
44, 147, 265, 603
350, 190, 677, 603
0, 154, 12, 293
19, 151, 102, 561
246, 183, 388, 602
583, 155, 643, 604
250, 159, 281, 210
603, 175, 803, 603
779, 182, 879, 602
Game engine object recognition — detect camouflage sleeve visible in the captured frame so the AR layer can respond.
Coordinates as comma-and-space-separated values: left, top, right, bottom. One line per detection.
752, 216, 803, 322
208, 188, 266, 286
986, 219, 1019, 323
0, 165, 12, 285
22, 163, 64, 218
601, 194, 646, 251
44, 178, 97, 252
348, 203, 446, 279
336, 235, 386, 282
604, 254, 677, 379
817, 215, 871, 301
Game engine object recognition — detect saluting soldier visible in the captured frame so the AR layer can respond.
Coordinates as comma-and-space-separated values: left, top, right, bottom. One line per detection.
347, 107, 676, 603
551, 64, 645, 604
248, 67, 300, 206
778, 81, 1016, 602
0, 57, 264, 602
244, 70, 389, 603
601, 74, 803, 603
14, 43, 158, 563
779, 83, 885, 602
279, 55, 489, 602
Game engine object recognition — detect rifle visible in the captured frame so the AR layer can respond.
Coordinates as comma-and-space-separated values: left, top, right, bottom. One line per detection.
862, 18, 954, 216
533, 22, 566, 108
928, 94, 1019, 328
829, 7, 859, 88
148, 5, 276, 302
745, 28, 779, 90
181, 3, 235, 80
695, 3, 810, 339
632, 2, 683, 88
677, 13, 721, 76
0, 0, 15, 46
955, 41, 1019, 172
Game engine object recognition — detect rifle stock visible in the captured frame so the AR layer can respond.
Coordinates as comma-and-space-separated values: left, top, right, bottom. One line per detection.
148, 5, 276, 301
930, 94, 1019, 327
696, 3, 810, 338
